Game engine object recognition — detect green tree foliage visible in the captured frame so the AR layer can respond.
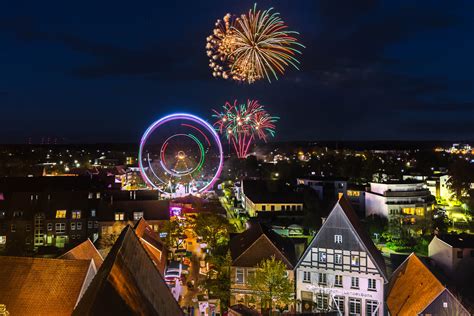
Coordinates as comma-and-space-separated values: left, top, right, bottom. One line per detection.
448, 158, 474, 200
247, 256, 294, 313
204, 244, 232, 308
162, 220, 186, 250
194, 212, 232, 251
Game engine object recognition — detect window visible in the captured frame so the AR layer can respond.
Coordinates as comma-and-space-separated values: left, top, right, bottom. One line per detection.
96, 192, 101, 199
13, 211, 23, 217
26, 224, 31, 232
443, 302, 448, 308
77, 222, 82, 230
333, 296, 344, 313
115, 212, 125, 221
318, 273, 327, 285
334, 234, 343, 243
56, 210, 67, 219
133, 212, 144, 221
368, 278, 376, 291
457, 250, 463, 258
303, 271, 311, 283
236, 269, 244, 284
247, 270, 255, 281
47, 223, 53, 231
319, 252, 327, 263
366, 300, 379, 316
88, 192, 93, 199
72, 210, 81, 219
10, 224, 16, 232
335, 275, 343, 287
349, 298, 361, 316
316, 294, 328, 311
351, 255, 360, 266
0, 236, 6, 245
90, 209, 96, 217
351, 277, 359, 289
271, 205, 275, 211
0, 211, 5, 219
55, 223, 66, 233
71, 223, 76, 230
301, 291, 313, 302
94, 221, 98, 228
335, 253, 343, 264
261, 205, 266, 211
88, 221, 93, 229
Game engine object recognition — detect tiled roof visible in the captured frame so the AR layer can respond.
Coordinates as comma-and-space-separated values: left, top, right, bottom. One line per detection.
60, 239, 104, 270
73, 225, 183, 315
0, 256, 94, 316
230, 222, 297, 269
436, 234, 474, 248
242, 180, 304, 204
387, 253, 445, 315
97, 199, 170, 221
337, 197, 387, 279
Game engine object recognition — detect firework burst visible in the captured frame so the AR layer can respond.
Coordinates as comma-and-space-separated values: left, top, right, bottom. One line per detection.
206, 4, 304, 84
213, 100, 278, 158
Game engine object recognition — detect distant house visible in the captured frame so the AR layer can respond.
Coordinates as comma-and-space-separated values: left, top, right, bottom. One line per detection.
428, 234, 474, 276
73, 225, 183, 315
387, 253, 469, 315
229, 222, 298, 311
133, 218, 167, 275
59, 238, 104, 270
295, 197, 387, 315
241, 180, 304, 216
0, 256, 97, 315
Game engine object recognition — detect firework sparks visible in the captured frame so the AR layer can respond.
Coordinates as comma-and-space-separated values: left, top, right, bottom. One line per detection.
213, 100, 279, 158
206, 4, 304, 84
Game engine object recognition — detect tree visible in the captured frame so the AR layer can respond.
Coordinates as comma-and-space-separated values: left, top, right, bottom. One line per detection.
97, 221, 128, 253
193, 213, 232, 251
247, 256, 294, 313
204, 245, 232, 308
448, 159, 474, 200
162, 219, 186, 250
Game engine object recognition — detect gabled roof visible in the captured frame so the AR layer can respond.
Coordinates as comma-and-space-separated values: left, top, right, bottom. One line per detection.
133, 218, 165, 252
230, 222, 297, 269
296, 196, 387, 280
60, 239, 104, 270
435, 234, 474, 248
73, 225, 183, 316
387, 253, 446, 315
0, 256, 95, 316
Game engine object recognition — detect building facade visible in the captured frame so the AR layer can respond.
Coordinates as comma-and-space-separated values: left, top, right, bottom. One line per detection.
295, 198, 387, 315
365, 181, 435, 224
428, 234, 474, 276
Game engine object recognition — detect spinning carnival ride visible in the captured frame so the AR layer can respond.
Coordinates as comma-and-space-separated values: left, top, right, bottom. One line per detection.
139, 113, 223, 197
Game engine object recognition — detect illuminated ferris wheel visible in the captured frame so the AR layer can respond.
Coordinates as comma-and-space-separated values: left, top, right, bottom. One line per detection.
138, 113, 224, 196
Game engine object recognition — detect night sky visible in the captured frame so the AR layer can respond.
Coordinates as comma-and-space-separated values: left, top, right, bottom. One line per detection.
1, 0, 473, 143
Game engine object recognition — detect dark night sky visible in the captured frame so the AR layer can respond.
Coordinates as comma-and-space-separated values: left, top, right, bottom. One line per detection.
1, 0, 473, 143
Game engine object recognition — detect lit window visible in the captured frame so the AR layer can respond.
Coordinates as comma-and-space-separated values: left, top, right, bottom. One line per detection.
96, 192, 101, 199
71, 223, 76, 230
319, 252, 327, 263
335, 275, 343, 287
72, 210, 81, 219
0, 236, 6, 244
77, 222, 82, 230
88, 192, 93, 199
318, 273, 327, 285
47, 223, 53, 231
349, 298, 361, 315
133, 212, 144, 221
333, 296, 344, 313
443, 302, 448, 308
366, 300, 379, 316
351, 255, 360, 266
236, 268, 244, 284
90, 209, 96, 217
303, 271, 311, 283
56, 210, 67, 219
335, 253, 343, 264
115, 212, 125, 221
10, 225, 16, 232
334, 235, 343, 243
368, 278, 376, 291
351, 277, 359, 289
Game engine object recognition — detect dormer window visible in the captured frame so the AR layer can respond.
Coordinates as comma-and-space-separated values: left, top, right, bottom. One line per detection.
334, 234, 342, 243
55, 210, 67, 219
